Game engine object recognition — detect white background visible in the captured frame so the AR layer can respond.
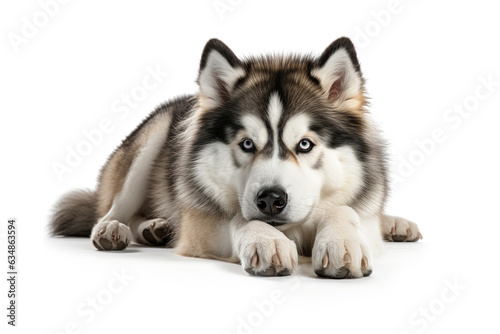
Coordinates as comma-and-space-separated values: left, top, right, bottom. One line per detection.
1, 1, 499, 333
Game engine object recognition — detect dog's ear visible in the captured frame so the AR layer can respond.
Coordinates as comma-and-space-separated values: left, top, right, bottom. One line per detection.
197, 39, 245, 109
312, 37, 366, 112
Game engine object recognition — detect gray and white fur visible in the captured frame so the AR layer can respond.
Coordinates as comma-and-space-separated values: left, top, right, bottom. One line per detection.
51, 37, 422, 278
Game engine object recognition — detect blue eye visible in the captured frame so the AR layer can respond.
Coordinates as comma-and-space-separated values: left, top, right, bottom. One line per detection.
297, 139, 314, 153
239, 138, 256, 153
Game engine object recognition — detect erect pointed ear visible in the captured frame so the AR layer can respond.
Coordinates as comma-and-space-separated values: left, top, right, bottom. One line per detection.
311, 37, 366, 112
197, 39, 245, 109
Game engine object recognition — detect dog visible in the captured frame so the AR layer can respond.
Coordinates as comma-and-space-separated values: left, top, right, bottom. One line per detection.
51, 37, 422, 279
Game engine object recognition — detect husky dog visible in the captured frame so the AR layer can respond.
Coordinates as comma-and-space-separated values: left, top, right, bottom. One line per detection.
51, 37, 422, 279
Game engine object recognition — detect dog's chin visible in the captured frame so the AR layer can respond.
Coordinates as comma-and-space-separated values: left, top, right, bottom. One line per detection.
266, 221, 288, 227
243, 211, 311, 230
244, 214, 291, 227
252, 218, 295, 231
266, 221, 293, 231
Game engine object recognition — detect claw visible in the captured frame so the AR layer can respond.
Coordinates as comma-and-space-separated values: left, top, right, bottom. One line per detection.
361, 256, 368, 269
98, 227, 106, 236
291, 257, 297, 270
391, 227, 396, 235
343, 253, 352, 265
418, 232, 423, 240
251, 253, 258, 267
322, 254, 329, 268
272, 254, 280, 266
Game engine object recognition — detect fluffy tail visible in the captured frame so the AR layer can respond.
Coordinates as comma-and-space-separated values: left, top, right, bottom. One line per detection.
50, 189, 97, 237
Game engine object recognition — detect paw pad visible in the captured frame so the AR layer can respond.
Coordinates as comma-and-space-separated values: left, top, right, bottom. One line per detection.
141, 219, 173, 246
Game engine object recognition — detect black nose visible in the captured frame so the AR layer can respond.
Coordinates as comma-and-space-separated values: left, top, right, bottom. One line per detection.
256, 188, 288, 215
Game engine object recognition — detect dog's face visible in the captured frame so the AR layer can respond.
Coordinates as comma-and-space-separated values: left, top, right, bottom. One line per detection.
191, 38, 368, 229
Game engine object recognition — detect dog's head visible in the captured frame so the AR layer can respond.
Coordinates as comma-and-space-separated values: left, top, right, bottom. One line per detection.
190, 38, 369, 229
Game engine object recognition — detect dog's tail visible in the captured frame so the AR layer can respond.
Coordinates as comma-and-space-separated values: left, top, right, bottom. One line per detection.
50, 189, 97, 237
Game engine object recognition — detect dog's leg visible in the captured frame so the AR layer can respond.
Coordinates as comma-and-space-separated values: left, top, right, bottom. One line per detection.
230, 215, 299, 277
92, 131, 167, 251
312, 206, 373, 279
381, 214, 422, 242
175, 210, 298, 274
175, 208, 236, 261
127, 216, 174, 246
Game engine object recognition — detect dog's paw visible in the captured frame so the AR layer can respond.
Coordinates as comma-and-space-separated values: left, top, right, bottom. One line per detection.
312, 222, 373, 279
91, 220, 131, 251
240, 234, 298, 277
138, 218, 173, 246
382, 215, 422, 242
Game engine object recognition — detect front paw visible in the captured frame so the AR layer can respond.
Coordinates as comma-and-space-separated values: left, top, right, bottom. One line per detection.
240, 234, 298, 277
312, 224, 373, 279
91, 220, 131, 251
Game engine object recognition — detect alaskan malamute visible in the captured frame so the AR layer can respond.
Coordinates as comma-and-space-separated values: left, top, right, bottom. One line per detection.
51, 37, 422, 278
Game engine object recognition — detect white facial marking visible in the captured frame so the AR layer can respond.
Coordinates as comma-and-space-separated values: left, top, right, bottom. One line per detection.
194, 142, 239, 213
268, 93, 282, 129
240, 115, 268, 149
267, 93, 283, 158
320, 145, 364, 204
282, 113, 311, 149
